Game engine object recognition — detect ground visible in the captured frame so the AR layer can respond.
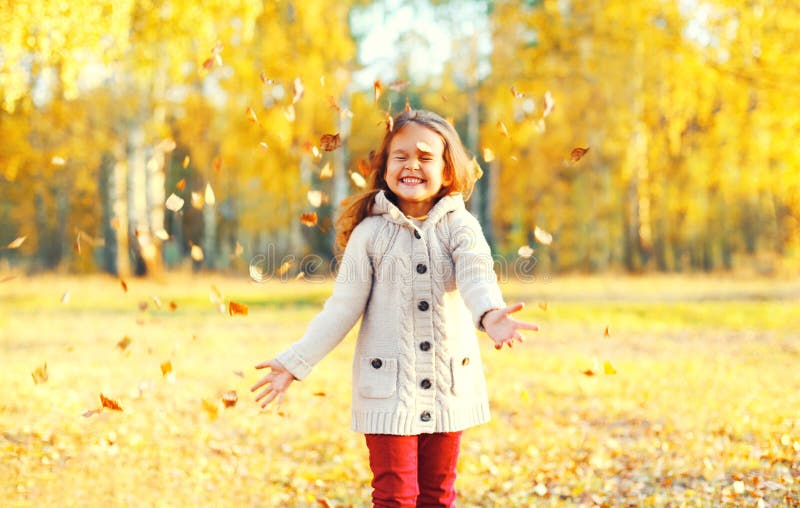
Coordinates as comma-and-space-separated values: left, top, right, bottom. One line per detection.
1, 274, 798, 507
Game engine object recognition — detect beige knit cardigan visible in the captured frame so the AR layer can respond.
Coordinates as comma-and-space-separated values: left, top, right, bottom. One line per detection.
276, 191, 506, 435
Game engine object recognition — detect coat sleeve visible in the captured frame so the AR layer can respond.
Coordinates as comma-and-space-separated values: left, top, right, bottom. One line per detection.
275, 220, 376, 380
449, 211, 506, 330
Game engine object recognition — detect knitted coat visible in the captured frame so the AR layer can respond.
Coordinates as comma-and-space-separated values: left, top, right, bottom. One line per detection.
275, 191, 506, 435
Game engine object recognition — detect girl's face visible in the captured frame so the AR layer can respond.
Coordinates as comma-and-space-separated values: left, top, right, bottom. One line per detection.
385, 123, 449, 217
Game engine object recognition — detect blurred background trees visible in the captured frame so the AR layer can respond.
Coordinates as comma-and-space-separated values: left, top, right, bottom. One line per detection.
1, 0, 798, 276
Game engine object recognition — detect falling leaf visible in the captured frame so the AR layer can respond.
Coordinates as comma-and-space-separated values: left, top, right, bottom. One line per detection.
165, 193, 184, 212
191, 192, 204, 209
233, 241, 244, 258
233, 370, 244, 378
191, 244, 204, 262
534, 226, 553, 245
100, 393, 123, 411
202, 399, 219, 420
284, 105, 296, 122
327, 95, 340, 111
300, 212, 318, 227
60, 290, 70, 304
388, 80, 410, 92
350, 172, 366, 189
311, 146, 321, 158
320, 133, 341, 151
31, 363, 48, 384
259, 141, 269, 151
320, 75, 326, 87
295, 271, 305, 280
82, 408, 102, 418
212, 156, 222, 173
292, 77, 304, 104
357, 159, 371, 176
316, 498, 332, 508
259, 71, 273, 85
117, 336, 131, 350
517, 245, 534, 258
246, 106, 260, 125
416, 141, 433, 154
51, 156, 66, 166
276, 261, 292, 276
373, 80, 383, 102
384, 111, 394, 132
510, 86, 526, 99
307, 190, 325, 208
6, 236, 26, 249
538, 302, 548, 311
313, 392, 326, 397
151, 296, 162, 309
604, 326, 610, 337
205, 183, 216, 206
533, 483, 548, 496
228, 301, 248, 316
1, 275, 17, 283
73, 232, 82, 255
202, 57, 214, 71
603, 361, 617, 375
169, 301, 177, 312
138, 301, 148, 311
404, 97, 411, 112
543, 90, 555, 117
570, 147, 590, 163
483, 148, 495, 163
222, 390, 238, 408
120, 278, 128, 292
182, 155, 190, 169
497, 121, 510, 139
582, 369, 596, 377
155, 229, 169, 241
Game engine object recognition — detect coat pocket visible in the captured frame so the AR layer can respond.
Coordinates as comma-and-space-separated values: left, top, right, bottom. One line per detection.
358, 356, 398, 399
450, 353, 476, 396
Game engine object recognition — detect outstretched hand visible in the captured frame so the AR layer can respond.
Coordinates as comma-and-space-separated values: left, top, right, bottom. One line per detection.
251, 359, 296, 409
482, 303, 539, 350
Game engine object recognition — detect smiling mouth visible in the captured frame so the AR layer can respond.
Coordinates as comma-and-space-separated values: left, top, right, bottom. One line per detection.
400, 176, 425, 184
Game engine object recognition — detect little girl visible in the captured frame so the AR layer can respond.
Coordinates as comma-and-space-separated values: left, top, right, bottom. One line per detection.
251, 109, 538, 507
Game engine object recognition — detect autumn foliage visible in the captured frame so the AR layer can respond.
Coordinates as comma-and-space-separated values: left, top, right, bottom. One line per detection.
0, 1, 798, 278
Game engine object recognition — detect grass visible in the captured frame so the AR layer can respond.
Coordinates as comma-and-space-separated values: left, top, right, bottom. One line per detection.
1, 274, 798, 507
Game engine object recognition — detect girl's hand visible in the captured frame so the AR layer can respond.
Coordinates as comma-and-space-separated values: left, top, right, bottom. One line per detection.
251, 359, 296, 409
482, 303, 539, 350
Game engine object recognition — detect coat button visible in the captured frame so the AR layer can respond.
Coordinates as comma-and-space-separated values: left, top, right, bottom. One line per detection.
419, 341, 431, 351
417, 300, 429, 311
414, 230, 421, 239
371, 358, 383, 369
420, 379, 432, 389
461, 357, 470, 366
420, 411, 431, 422
416, 264, 427, 274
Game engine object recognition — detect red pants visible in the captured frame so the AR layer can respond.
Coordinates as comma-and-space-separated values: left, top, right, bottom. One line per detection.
364, 432, 463, 508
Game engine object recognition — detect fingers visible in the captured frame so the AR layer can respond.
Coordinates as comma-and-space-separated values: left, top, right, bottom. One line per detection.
502, 302, 525, 315
513, 320, 539, 332
250, 372, 275, 392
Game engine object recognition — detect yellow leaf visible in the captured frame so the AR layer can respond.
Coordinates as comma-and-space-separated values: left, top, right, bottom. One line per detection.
6, 236, 26, 249
603, 361, 617, 375
160, 360, 172, 376
205, 183, 216, 206
483, 147, 495, 163
350, 172, 366, 189
191, 244, 204, 261
319, 162, 333, 179
534, 226, 553, 245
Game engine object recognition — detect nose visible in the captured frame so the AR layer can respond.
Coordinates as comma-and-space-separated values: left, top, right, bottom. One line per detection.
405, 159, 420, 170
